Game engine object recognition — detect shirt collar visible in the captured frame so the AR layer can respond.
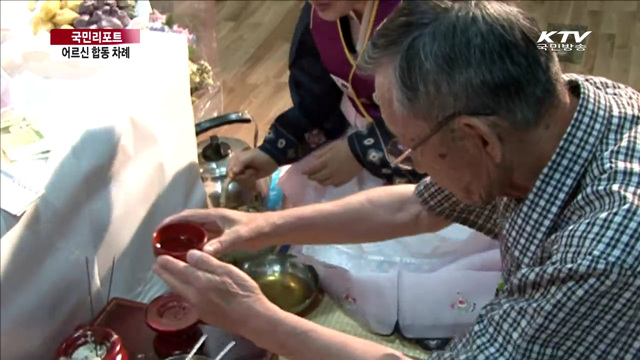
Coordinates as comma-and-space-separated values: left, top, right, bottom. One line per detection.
502, 74, 611, 271
527, 74, 611, 209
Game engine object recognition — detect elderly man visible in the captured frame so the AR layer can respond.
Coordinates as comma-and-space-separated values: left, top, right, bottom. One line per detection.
154, 1, 640, 359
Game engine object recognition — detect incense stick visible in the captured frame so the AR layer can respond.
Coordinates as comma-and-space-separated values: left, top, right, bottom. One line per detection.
106, 256, 115, 304
85, 256, 97, 356
214, 341, 236, 360
185, 334, 208, 360
85, 257, 95, 320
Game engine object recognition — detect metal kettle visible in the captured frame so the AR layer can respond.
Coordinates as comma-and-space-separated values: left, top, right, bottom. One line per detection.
195, 111, 269, 210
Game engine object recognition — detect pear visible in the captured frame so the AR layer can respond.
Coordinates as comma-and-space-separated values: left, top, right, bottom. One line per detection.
52, 8, 80, 27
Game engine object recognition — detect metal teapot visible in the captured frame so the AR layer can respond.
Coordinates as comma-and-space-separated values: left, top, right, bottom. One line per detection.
195, 111, 269, 210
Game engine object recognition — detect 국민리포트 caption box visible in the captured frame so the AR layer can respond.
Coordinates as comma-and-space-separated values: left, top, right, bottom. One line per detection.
49, 28, 140, 61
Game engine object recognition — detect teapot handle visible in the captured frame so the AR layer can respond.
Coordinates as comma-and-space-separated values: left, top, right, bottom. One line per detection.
195, 111, 259, 148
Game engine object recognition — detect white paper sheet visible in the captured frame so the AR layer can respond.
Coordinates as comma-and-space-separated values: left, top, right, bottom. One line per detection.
0, 30, 207, 359
0, 168, 44, 216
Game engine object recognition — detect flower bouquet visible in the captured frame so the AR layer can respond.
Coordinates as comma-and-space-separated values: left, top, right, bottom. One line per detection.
140, 2, 223, 122
145, 10, 215, 104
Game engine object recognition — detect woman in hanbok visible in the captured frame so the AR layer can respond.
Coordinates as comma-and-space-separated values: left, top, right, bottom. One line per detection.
229, 0, 502, 350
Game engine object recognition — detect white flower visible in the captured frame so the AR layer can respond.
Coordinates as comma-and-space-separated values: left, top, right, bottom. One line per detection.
363, 138, 375, 146
367, 149, 383, 165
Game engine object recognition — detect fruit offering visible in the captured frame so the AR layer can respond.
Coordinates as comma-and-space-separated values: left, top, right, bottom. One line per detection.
74, 0, 132, 29
31, 0, 81, 34
30, 0, 136, 34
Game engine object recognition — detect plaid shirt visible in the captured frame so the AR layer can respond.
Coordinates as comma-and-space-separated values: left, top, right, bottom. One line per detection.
416, 75, 640, 360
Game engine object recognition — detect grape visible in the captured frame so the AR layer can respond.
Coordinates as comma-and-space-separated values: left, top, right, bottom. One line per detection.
99, 17, 123, 29
115, 10, 131, 27
78, 1, 96, 15
73, 14, 90, 28
87, 10, 103, 26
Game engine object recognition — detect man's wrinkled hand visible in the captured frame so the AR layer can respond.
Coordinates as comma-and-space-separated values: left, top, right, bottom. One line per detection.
157, 208, 270, 257
153, 250, 278, 336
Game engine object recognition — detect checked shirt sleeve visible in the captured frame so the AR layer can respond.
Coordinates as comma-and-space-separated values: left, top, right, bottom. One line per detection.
430, 188, 640, 359
431, 260, 639, 359
414, 178, 502, 239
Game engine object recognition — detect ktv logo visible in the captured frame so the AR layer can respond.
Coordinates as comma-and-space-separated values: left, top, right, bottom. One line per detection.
537, 31, 592, 44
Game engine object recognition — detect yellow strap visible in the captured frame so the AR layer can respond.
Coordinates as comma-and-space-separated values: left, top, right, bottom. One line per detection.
337, 21, 356, 66
347, 0, 380, 121
332, 0, 381, 121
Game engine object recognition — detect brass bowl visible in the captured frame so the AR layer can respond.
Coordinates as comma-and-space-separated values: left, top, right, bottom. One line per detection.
219, 246, 278, 266
237, 253, 319, 315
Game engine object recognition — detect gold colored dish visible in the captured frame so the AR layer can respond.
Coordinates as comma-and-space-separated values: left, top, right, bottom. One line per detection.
237, 254, 320, 315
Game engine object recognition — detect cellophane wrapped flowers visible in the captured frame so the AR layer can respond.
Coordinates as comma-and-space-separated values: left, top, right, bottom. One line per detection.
146, 9, 214, 104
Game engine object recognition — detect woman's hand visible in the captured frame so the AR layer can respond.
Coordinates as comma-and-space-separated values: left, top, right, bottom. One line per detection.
303, 141, 362, 186
228, 149, 278, 189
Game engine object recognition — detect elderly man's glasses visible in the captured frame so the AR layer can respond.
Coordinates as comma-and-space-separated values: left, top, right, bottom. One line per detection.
384, 112, 493, 170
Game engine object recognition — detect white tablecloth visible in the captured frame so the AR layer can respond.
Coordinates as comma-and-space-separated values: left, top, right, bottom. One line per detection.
0, 30, 208, 359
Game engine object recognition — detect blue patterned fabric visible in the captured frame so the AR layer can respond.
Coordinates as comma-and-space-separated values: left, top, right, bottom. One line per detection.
258, 2, 424, 184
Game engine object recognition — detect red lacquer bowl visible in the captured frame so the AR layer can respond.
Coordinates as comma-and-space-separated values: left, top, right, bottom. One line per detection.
153, 223, 208, 262
55, 327, 128, 360
145, 293, 200, 335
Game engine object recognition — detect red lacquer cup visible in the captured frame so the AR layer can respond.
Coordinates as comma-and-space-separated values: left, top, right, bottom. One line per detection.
145, 293, 203, 358
55, 327, 128, 360
145, 293, 200, 335
153, 223, 208, 262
